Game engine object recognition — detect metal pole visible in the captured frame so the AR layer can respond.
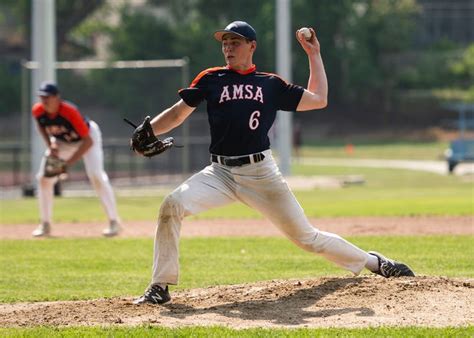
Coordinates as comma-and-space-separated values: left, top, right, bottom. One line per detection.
275, 0, 292, 175
31, 0, 56, 185
20, 60, 29, 183
181, 57, 190, 175
459, 104, 466, 140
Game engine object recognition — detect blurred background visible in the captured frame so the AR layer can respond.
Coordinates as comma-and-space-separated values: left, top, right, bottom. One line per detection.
0, 0, 473, 191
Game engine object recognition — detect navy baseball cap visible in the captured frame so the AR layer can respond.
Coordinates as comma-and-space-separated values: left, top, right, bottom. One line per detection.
214, 21, 257, 42
38, 81, 59, 96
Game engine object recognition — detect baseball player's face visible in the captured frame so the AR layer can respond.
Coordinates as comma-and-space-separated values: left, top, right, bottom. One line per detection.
40, 95, 61, 114
221, 34, 255, 70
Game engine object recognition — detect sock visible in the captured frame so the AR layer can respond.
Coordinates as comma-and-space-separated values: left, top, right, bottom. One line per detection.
365, 253, 380, 272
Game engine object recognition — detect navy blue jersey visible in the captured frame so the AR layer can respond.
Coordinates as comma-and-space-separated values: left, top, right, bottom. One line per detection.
179, 65, 304, 156
33, 100, 90, 143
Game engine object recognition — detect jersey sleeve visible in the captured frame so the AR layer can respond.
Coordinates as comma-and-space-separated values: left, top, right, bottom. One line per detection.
61, 103, 90, 137
178, 67, 222, 107
178, 87, 206, 107
274, 76, 305, 111
32, 102, 44, 118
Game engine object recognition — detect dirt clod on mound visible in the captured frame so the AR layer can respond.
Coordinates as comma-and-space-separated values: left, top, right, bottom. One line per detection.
0, 276, 472, 328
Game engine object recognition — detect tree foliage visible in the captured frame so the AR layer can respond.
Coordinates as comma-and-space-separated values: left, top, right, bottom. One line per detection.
0, 0, 471, 122
101, 0, 421, 119
0, 0, 104, 115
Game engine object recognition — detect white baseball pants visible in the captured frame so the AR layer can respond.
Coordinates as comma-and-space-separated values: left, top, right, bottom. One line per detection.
151, 149, 369, 285
36, 121, 119, 223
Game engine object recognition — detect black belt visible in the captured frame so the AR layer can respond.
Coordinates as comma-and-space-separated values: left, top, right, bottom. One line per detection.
211, 153, 265, 167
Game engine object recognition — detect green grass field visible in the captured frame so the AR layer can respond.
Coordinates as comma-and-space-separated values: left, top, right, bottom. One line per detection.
1, 152, 472, 336
300, 141, 449, 160
1, 236, 473, 336
1, 326, 473, 337
1, 165, 472, 224
1, 236, 473, 303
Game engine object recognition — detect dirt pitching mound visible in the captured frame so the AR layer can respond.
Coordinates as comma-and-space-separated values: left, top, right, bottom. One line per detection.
1, 276, 472, 328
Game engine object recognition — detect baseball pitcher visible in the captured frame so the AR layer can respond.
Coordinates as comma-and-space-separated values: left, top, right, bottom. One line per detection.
132, 21, 414, 305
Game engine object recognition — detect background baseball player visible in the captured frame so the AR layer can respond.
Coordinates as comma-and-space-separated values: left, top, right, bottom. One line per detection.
133, 21, 414, 304
32, 82, 120, 237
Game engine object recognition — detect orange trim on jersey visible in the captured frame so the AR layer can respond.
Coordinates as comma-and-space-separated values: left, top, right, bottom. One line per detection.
59, 102, 89, 137
32, 102, 61, 119
32, 102, 45, 118
190, 66, 226, 88
257, 71, 290, 85
226, 64, 256, 75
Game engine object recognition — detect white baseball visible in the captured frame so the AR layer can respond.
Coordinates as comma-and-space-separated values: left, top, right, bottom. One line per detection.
299, 27, 312, 40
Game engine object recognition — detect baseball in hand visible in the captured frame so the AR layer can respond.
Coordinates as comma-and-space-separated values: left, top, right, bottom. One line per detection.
299, 27, 312, 40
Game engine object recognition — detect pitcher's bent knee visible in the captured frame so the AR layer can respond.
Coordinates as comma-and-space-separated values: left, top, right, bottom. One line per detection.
159, 193, 185, 220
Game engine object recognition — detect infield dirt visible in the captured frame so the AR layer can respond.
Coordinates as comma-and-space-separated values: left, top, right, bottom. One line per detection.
1, 215, 472, 239
1, 216, 472, 328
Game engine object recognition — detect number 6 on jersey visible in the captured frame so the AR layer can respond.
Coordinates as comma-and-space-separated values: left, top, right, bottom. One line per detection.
249, 110, 260, 130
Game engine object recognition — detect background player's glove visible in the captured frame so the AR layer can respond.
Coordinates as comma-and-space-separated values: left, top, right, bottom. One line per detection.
124, 116, 175, 157
44, 155, 67, 177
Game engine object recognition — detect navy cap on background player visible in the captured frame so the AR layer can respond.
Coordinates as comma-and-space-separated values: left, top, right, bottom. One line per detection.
214, 21, 257, 42
38, 81, 59, 96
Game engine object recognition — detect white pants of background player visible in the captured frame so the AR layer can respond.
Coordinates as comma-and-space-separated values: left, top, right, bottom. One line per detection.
151, 149, 370, 286
36, 121, 119, 224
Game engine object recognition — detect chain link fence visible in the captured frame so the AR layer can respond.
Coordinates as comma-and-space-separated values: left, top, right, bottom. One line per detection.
1, 59, 216, 191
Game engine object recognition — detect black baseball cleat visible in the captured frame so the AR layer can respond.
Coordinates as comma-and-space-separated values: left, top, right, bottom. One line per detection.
133, 284, 171, 305
369, 251, 415, 278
